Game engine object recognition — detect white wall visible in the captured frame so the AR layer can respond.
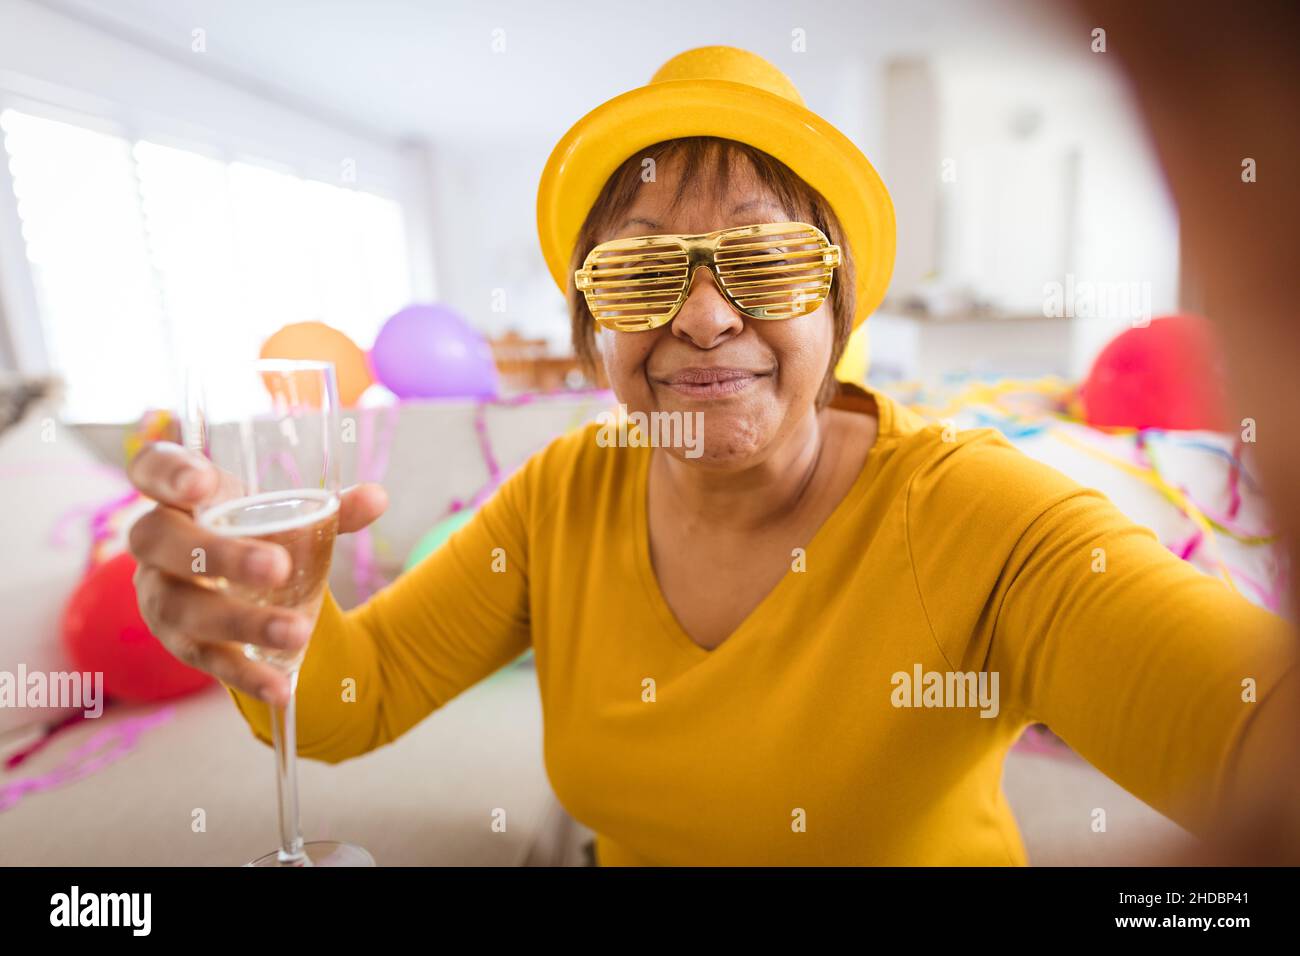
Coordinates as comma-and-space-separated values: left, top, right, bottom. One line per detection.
883, 60, 941, 294
423, 139, 569, 352
930, 56, 1178, 378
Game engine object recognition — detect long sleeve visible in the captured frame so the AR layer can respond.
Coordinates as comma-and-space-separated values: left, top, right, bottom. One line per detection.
224, 452, 535, 764
906, 430, 1300, 841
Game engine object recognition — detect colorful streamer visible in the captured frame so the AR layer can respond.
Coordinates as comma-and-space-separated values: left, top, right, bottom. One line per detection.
0, 707, 175, 813
350, 403, 402, 601
887, 375, 1286, 610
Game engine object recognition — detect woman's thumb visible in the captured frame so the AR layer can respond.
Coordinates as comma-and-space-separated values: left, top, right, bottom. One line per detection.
338, 483, 389, 534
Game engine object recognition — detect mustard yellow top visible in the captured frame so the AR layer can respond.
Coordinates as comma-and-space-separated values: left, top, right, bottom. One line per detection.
224, 383, 1299, 865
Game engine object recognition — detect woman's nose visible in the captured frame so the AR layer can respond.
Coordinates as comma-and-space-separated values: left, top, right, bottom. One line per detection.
670, 266, 744, 347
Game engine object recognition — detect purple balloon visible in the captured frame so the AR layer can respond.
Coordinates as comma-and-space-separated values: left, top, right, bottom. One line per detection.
370, 304, 500, 399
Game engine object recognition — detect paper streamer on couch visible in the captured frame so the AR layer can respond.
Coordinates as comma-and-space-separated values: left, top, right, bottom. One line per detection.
350, 403, 402, 601
0, 706, 175, 813
887, 375, 1284, 611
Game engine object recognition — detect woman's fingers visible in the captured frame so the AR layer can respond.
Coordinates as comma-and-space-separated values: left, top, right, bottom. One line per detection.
338, 482, 389, 534
124, 441, 365, 712
182, 638, 293, 709
133, 564, 305, 705
132, 443, 386, 533
128, 481, 386, 588
135, 563, 312, 653
128, 502, 291, 589
127, 441, 220, 510
132, 444, 386, 534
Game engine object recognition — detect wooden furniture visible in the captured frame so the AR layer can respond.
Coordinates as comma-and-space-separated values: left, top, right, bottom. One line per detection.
489, 331, 608, 393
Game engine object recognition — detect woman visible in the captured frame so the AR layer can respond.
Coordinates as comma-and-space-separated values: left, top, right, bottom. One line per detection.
127, 47, 1297, 865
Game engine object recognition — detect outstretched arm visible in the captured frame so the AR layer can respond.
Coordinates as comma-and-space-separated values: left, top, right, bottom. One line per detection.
908, 433, 1300, 844
224, 461, 534, 764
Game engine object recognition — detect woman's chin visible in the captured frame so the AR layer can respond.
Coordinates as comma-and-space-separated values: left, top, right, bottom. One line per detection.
663, 412, 771, 466
634, 385, 783, 466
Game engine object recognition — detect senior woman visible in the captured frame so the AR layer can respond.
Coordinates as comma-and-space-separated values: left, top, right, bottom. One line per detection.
127, 47, 1298, 866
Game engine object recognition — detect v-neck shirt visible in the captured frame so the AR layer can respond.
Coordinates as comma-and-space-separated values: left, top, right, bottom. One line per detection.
226, 381, 1299, 865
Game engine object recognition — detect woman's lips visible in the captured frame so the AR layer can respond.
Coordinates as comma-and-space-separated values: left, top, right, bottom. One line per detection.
658, 366, 765, 398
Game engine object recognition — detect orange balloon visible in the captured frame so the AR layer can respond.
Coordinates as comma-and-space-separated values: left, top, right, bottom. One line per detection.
259, 321, 373, 407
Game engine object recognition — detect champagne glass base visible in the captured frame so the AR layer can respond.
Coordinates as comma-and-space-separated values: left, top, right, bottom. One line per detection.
245, 841, 375, 867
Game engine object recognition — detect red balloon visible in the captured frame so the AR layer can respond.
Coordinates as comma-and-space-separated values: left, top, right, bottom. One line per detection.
1080, 313, 1231, 431
62, 552, 214, 702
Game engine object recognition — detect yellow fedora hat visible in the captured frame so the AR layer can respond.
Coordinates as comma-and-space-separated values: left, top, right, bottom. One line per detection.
536, 45, 895, 330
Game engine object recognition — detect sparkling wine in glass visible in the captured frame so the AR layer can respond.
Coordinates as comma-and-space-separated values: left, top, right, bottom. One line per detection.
184, 359, 374, 867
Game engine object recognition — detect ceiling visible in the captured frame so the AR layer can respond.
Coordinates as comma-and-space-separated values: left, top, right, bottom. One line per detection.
35, 0, 1094, 145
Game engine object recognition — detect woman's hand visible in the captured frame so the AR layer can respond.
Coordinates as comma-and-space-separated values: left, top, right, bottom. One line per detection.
126, 441, 388, 708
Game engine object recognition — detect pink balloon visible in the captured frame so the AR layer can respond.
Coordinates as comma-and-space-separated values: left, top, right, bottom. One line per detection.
371, 304, 500, 399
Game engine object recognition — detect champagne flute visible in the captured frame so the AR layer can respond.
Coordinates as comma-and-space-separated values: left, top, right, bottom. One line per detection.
183, 359, 374, 867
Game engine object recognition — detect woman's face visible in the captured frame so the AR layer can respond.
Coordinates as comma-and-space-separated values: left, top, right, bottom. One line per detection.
596, 155, 835, 468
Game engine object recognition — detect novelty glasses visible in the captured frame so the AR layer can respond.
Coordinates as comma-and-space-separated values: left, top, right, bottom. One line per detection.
575, 221, 842, 332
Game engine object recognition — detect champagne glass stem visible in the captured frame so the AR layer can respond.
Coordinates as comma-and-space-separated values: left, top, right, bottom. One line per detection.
269, 668, 309, 866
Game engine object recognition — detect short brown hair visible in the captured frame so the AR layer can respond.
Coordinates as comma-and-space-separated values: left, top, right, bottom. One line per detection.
566, 136, 855, 408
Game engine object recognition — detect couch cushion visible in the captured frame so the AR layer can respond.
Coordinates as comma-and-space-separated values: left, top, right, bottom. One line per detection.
0, 398, 136, 736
